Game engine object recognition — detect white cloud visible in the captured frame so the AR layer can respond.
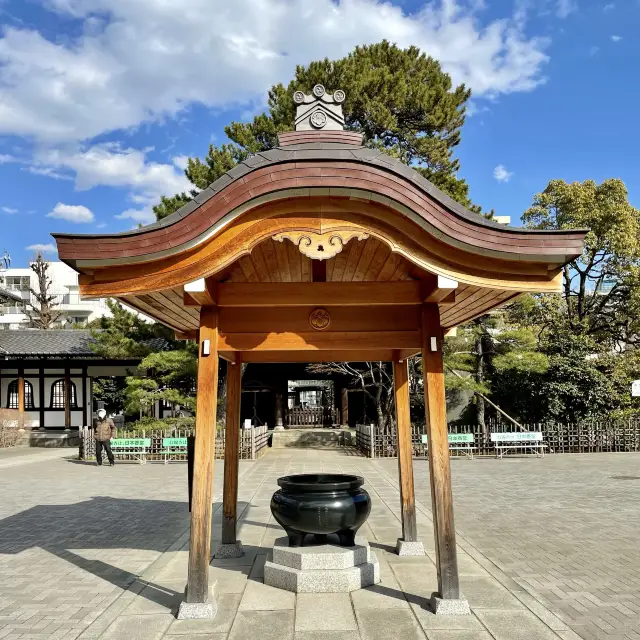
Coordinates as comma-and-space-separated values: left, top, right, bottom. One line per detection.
611, 35, 622, 42
46, 202, 95, 223
603, 3, 614, 11
26, 243, 58, 254
556, 0, 577, 18
589, 45, 600, 56
173, 155, 189, 171
33, 143, 192, 225
1, 206, 18, 214
493, 164, 514, 183
0, 153, 17, 163
0, 0, 550, 144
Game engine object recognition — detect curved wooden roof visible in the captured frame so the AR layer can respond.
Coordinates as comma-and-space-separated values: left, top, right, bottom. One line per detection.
52, 130, 587, 334
54, 130, 585, 268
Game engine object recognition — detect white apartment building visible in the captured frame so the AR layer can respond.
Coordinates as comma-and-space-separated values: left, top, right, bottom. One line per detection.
0, 261, 112, 330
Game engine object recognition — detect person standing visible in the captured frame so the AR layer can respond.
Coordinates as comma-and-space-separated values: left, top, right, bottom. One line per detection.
94, 408, 116, 466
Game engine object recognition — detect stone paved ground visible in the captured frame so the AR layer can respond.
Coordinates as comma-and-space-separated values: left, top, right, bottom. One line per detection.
0, 448, 638, 639
378, 453, 640, 640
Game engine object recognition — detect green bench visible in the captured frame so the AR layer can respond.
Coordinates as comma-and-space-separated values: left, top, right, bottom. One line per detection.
161, 437, 188, 464
421, 433, 477, 459
110, 438, 151, 464
490, 431, 546, 458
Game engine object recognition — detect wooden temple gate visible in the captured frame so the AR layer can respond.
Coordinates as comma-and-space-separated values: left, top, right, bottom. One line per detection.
53, 86, 586, 616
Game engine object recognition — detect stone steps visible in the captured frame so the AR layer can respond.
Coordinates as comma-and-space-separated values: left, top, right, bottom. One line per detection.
270, 428, 355, 449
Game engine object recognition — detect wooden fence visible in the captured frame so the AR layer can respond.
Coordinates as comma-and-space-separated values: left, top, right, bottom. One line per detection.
286, 406, 340, 428
356, 421, 640, 458
79, 425, 269, 462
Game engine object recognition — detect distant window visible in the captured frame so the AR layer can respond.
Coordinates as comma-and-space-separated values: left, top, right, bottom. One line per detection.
51, 379, 77, 408
7, 379, 34, 409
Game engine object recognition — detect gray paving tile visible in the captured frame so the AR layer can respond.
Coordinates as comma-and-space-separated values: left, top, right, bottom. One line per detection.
474, 609, 561, 639
461, 576, 526, 610
350, 578, 410, 609
355, 608, 425, 640
294, 633, 360, 640
296, 594, 357, 631
228, 610, 294, 640
239, 579, 295, 610
410, 601, 485, 631
99, 614, 171, 639
424, 631, 494, 640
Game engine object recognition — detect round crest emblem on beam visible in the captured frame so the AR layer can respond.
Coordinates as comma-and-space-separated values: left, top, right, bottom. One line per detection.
309, 308, 331, 331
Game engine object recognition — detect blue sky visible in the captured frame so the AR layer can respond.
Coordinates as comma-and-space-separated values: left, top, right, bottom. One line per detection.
0, 0, 637, 266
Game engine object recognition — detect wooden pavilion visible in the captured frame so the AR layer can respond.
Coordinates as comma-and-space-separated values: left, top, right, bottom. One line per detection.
53, 86, 586, 616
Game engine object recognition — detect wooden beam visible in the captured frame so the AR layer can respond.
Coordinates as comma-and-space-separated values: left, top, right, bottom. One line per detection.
219, 305, 419, 334
393, 358, 418, 543
186, 307, 219, 604
422, 275, 458, 304
218, 331, 420, 352
216, 281, 421, 307
421, 304, 460, 600
221, 354, 242, 546
232, 349, 407, 363
184, 278, 217, 307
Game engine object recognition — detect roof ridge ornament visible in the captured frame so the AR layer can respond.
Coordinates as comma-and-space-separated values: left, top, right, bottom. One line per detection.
293, 85, 346, 131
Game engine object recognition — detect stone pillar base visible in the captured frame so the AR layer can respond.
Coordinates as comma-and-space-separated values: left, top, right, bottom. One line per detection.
273, 425, 285, 431
177, 584, 218, 620
395, 538, 425, 556
214, 540, 244, 559
431, 594, 471, 615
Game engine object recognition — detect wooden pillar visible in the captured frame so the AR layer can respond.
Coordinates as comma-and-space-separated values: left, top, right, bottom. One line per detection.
18, 365, 25, 430
341, 388, 349, 426
393, 359, 418, 543
64, 368, 71, 430
82, 366, 88, 427
38, 367, 45, 430
186, 307, 219, 604
274, 391, 284, 428
222, 354, 242, 545
421, 304, 460, 600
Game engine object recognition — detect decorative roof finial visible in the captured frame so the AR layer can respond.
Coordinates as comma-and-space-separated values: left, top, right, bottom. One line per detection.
293, 85, 346, 131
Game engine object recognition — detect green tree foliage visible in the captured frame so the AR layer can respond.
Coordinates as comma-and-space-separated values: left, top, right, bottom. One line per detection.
125, 347, 198, 416
444, 315, 548, 429
484, 178, 640, 423
522, 178, 640, 347
154, 41, 479, 220
92, 377, 127, 415
89, 299, 176, 359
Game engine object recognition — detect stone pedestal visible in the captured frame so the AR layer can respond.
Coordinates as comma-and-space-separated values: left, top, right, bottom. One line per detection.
214, 541, 244, 559
395, 538, 425, 556
176, 583, 218, 620
431, 593, 471, 615
264, 535, 379, 593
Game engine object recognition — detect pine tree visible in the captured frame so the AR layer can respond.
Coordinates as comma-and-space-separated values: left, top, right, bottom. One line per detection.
155, 41, 479, 220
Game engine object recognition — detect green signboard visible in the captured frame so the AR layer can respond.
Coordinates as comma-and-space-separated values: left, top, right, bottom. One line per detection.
448, 433, 474, 443
490, 432, 542, 442
162, 437, 188, 447
420, 433, 474, 444
111, 438, 150, 448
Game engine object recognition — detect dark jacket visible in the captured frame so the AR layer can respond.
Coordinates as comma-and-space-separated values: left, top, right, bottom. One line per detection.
94, 417, 117, 441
